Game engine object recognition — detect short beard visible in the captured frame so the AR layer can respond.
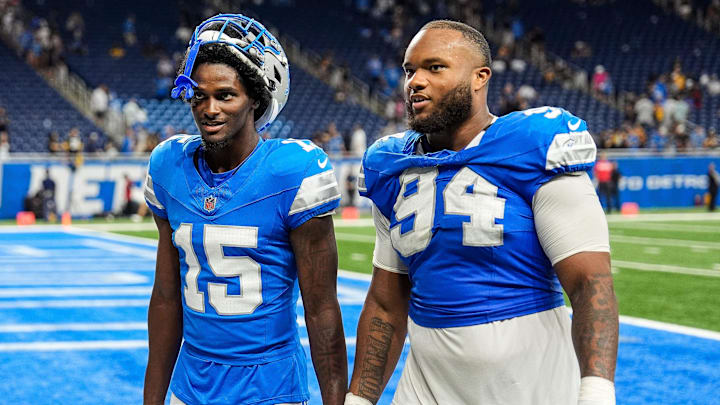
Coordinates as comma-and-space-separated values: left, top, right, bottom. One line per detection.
406, 82, 472, 135
201, 135, 234, 153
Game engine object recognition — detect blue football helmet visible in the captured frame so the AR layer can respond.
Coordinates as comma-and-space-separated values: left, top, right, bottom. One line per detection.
172, 14, 290, 133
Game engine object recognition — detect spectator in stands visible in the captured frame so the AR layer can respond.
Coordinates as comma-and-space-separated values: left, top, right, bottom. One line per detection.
634, 93, 655, 127
122, 98, 148, 128
66, 127, 84, 164
670, 94, 690, 125
48, 131, 62, 154
325, 122, 346, 155
105, 140, 119, 158
652, 75, 669, 103
0, 107, 8, 133
649, 126, 669, 151
85, 132, 102, 154
708, 162, 719, 211
349, 124, 367, 157
690, 126, 706, 149
499, 83, 520, 116
90, 84, 109, 123
591, 65, 613, 99
704, 128, 718, 149
123, 14, 137, 46
65, 11, 86, 55
670, 62, 686, 93
121, 128, 135, 154
0, 131, 9, 159
674, 124, 690, 150
571, 40, 592, 59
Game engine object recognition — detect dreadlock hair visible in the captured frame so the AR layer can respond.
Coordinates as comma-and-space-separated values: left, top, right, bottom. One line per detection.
420, 20, 492, 67
178, 43, 272, 122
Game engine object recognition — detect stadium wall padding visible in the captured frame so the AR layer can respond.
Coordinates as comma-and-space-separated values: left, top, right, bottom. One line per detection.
0, 155, 717, 219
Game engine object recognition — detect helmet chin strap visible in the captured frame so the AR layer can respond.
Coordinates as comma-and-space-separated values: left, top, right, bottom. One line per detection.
171, 40, 202, 100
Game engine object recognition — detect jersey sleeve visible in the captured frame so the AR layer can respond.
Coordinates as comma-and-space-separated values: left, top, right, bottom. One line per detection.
371, 203, 408, 274
285, 143, 341, 229
143, 140, 175, 219
543, 108, 597, 175
357, 132, 407, 217
502, 108, 598, 203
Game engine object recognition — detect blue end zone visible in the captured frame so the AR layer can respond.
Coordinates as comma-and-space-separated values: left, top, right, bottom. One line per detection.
0, 229, 717, 404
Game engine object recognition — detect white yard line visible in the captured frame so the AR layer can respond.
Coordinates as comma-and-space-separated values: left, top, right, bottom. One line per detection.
0, 340, 148, 352
613, 260, 720, 277
605, 212, 720, 222
610, 235, 720, 250
609, 222, 720, 233
0, 287, 152, 298
334, 232, 374, 243
618, 315, 720, 341
0, 322, 147, 333
0, 299, 149, 309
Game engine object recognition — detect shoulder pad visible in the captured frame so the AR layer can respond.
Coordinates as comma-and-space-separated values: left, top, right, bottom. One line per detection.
364, 131, 415, 172
148, 135, 200, 177
261, 138, 337, 194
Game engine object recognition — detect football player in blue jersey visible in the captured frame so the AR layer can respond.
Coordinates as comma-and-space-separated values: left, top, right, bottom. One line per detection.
142, 14, 347, 405
345, 20, 618, 405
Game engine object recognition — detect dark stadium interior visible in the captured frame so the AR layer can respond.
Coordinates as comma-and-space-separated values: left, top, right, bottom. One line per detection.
3, 0, 718, 154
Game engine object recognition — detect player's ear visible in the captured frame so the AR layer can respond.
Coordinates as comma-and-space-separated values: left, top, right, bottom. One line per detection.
252, 99, 260, 110
472, 66, 492, 92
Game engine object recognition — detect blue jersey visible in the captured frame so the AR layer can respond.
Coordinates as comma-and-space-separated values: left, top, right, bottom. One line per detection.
359, 107, 596, 329
144, 135, 340, 404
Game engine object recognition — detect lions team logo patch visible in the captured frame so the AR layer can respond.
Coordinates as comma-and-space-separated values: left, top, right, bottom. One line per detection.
204, 195, 217, 212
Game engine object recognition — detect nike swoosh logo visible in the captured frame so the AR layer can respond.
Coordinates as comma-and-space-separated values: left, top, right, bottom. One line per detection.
568, 119, 581, 131
317, 157, 328, 169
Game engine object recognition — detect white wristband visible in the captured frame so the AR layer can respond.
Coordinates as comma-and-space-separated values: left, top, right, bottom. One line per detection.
345, 392, 374, 405
578, 376, 615, 405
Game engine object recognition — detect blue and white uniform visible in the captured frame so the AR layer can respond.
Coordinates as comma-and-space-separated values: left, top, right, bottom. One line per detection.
144, 135, 340, 405
359, 107, 609, 404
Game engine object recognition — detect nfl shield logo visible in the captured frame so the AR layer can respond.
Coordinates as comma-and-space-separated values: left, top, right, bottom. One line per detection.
204, 195, 217, 212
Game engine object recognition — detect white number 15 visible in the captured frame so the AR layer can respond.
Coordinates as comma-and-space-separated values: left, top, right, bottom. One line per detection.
174, 224, 262, 316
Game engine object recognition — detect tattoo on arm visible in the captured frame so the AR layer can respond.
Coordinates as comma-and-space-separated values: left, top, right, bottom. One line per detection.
293, 216, 347, 405
311, 327, 347, 392
358, 317, 396, 402
571, 272, 619, 380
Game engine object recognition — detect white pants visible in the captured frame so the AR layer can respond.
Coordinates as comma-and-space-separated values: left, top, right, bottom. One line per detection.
392, 307, 580, 405
170, 392, 303, 405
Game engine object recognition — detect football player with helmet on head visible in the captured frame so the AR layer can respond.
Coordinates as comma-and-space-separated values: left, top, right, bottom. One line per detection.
143, 14, 347, 405
346, 20, 618, 405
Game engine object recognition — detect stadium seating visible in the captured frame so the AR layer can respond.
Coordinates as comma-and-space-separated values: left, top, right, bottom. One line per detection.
0, 43, 103, 153
513, 0, 720, 129
237, 0, 622, 132
25, 0, 387, 144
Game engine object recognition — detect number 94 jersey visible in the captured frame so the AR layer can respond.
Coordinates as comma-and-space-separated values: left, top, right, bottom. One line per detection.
359, 107, 596, 329
143, 135, 340, 364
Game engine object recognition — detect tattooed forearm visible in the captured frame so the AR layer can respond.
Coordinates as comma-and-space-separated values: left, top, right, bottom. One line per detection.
570, 272, 619, 380
292, 216, 346, 405
357, 317, 396, 402
307, 321, 347, 405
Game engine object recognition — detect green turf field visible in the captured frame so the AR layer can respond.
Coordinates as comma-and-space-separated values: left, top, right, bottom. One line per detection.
104, 213, 720, 332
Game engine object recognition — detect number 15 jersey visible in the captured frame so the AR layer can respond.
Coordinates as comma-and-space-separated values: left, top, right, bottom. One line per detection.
144, 135, 340, 364
359, 108, 597, 328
